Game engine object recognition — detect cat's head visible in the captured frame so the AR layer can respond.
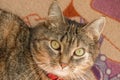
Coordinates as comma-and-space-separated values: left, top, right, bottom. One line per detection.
30, 1, 105, 79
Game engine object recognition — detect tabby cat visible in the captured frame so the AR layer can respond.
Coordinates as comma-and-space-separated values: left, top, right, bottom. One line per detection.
0, 1, 105, 80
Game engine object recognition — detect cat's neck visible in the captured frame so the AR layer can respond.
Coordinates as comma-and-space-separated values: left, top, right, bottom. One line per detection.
47, 73, 63, 80
46, 70, 97, 80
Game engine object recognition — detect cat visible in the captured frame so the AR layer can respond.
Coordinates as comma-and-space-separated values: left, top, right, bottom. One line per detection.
0, 0, 106, 80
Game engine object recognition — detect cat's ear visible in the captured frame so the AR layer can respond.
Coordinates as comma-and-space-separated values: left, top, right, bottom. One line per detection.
47, 0, 65, 27
83, 17, 106, 40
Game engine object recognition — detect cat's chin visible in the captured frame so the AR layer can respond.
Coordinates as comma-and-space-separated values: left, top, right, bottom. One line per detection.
36, 65, 67, 79
45, 67, 70, 77
40, 65, 90, 79
52, 68, 69, 77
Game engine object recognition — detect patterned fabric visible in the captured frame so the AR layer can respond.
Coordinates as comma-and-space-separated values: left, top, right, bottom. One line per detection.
92, 0, 120, 22
92, 35, 120, 80
93, 54, 120, 80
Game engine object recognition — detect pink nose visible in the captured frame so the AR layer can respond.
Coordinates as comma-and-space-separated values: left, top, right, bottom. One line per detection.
60, 63, 68, 69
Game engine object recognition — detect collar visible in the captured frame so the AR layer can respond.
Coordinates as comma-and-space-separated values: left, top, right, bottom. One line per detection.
47, 68, 100, 80
47, 73, 63, 80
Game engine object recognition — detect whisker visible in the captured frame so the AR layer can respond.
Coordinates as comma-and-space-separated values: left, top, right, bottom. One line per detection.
82, 75, 89, 80
70, 70, 82, 80
74, 73, 83, 80
83, 72, 93, 80
69, 71, 76, 80
80, 75, 86, 80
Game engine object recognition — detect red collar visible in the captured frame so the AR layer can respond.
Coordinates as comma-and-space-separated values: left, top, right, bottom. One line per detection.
47, 73, 63, 80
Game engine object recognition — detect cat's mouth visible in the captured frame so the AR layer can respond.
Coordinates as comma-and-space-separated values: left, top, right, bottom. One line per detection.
44, 67, 70, 80
46, 73, 64, 80
32, 54, 70, 77
43, 65, 70, 77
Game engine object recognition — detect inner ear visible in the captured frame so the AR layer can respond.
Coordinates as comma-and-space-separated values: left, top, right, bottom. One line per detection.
47, 0, 65, 27
83, 17, 106, 40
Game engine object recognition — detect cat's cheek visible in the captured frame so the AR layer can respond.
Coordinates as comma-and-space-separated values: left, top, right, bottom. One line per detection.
33, 51, 51, 65
75, 52, 94, 72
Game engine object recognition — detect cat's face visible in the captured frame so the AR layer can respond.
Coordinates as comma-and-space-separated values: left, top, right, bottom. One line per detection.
30, 1, 105, 79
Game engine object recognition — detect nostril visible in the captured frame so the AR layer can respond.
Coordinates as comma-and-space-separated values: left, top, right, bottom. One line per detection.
60, 62, 68, 69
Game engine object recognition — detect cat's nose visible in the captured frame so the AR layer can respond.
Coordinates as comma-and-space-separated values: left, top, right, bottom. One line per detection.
60, 62, 68, 69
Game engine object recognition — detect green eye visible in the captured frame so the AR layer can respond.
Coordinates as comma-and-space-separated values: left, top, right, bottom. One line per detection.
51, 40, 60, 50
74, 48, 85, 56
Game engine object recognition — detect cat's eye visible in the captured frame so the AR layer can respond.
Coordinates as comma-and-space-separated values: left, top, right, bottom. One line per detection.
51, 40, 61, 50
74, 48, 85, 56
